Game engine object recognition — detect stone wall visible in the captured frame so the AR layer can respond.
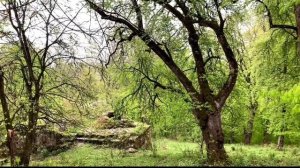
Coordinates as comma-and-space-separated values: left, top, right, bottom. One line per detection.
0, 112, 153, 158
0, 127, 72, 157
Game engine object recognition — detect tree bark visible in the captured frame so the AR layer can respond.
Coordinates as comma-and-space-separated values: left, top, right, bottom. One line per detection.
19, 103, 39, 166
201, 112, 227, 164
194, 109, 227, 164
0, 68, 16, 166
20, 131, 35, 166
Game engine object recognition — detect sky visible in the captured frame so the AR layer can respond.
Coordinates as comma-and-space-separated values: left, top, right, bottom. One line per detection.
0, 0, 254, 67
0, 0, 112, 65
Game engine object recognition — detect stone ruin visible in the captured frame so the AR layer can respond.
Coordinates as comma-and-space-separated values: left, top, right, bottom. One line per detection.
75, 112, 152, 151
0, 112, 152, 160
0, 125, 72, 159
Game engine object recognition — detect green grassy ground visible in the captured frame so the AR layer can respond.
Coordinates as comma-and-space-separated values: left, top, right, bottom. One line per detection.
29, 139, 300, 166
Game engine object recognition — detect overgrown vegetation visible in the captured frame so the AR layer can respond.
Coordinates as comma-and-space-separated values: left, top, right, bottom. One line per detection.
0, 0, 300, 166
29, 139, 300, 166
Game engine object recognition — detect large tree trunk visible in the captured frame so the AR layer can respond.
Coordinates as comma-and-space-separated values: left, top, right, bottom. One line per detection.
195, 110, 227, 164
19, 102, 39, 166
19, 107, 38, 166
20, 130, 35, 166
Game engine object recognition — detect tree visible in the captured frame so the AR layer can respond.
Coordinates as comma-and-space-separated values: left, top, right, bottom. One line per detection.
0, 0, 97, 165
255, 0, 300, 57
250, 23, 300, 149
253, 0, 300, 149
84, 0, 243, 163
238, 15, 260, 145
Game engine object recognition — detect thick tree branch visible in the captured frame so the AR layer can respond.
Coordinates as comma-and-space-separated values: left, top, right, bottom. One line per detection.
85, 0, 202, 103
214, 31, 238, 110
156, 1, 213, 103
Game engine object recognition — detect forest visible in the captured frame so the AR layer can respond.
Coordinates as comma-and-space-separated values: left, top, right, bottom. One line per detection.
0, 0, 299, 166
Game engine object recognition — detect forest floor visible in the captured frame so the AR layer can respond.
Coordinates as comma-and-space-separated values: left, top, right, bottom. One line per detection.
29, 139, 300, 166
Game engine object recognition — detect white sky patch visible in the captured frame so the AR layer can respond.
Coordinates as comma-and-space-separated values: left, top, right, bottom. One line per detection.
0, 0, 114, 65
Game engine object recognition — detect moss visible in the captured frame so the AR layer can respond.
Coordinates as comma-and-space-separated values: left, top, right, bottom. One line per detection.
132, 122, 150, 136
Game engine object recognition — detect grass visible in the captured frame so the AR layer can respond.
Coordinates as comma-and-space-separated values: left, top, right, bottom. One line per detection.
226, 143, 300, 166
26, 139, 300, 166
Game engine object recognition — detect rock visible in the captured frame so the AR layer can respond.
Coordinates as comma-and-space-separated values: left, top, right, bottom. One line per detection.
127, 147, 137, 153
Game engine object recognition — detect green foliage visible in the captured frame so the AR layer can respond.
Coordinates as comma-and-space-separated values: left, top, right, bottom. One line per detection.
247, 13, 300, 143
